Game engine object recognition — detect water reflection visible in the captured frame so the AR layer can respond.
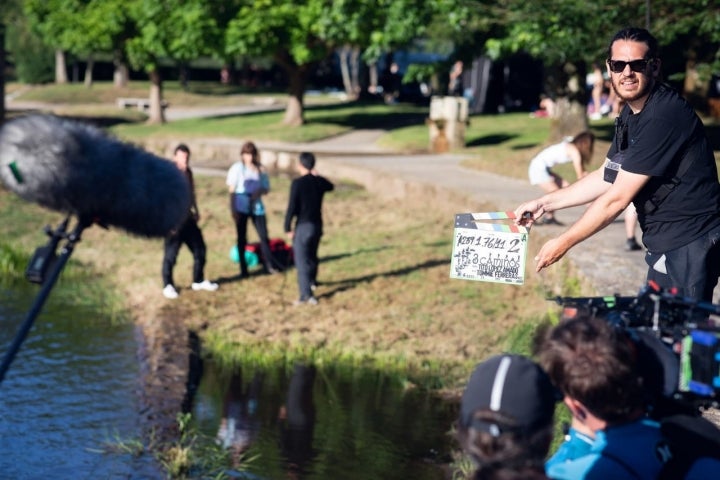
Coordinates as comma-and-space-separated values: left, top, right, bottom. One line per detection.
278, 364, 317, 478
217, 369, 264, 467
0, 285, 161, 479
194, 360, 458, 480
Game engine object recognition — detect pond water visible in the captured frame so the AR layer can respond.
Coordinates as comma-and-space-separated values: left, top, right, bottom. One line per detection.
0, 285, 161, 479
0, 283, 461, 480
193, 360, 461, 480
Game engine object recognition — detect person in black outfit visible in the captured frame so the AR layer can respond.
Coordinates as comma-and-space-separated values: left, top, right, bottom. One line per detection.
283, 152, 334, 306
162, 144, 218, 299
514, 27, 720, 301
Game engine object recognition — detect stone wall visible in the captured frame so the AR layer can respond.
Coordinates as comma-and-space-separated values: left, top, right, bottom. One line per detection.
139, 138, 302, 174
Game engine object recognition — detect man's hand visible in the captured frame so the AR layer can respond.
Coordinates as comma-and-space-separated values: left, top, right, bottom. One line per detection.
534, 237, 571, 271
514, 200, 545, 227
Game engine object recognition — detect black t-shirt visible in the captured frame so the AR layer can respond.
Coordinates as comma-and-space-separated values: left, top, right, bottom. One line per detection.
605, 83, 720, 252
283, 173, 334, 233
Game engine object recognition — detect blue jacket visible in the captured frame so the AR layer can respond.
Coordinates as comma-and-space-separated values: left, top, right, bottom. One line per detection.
546, 420, 720, 479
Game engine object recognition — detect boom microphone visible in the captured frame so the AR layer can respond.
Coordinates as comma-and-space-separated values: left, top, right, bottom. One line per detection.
0, 114, 191, 237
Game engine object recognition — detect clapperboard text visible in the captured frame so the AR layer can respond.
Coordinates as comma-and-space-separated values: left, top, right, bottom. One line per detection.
450, 212, 530, 285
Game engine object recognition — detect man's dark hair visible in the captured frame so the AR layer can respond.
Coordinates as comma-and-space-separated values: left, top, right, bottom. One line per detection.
538, 316, 645, 423
299, 152, 316, 170
607, 27, 660, 60
174, 143, 190, 155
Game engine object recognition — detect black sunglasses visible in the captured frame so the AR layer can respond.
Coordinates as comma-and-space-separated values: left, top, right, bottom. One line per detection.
607, 58, 652, 73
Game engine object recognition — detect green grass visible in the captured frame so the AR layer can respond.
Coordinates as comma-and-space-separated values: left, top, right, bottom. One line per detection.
0, 243, 26, 283
109, 101, 430, 143
10, 81, 289, 105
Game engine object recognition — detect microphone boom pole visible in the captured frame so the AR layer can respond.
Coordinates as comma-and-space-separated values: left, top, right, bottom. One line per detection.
0, 215, 90, 385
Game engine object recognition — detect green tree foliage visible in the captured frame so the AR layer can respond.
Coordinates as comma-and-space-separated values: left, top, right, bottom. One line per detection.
125, 0, 220, 123
23, 0, 82, 83
472, 0, 720, 136
473, 0, 646, 137
126, 0, 219, 74
225, 0, 441, 125
224, 0, 332, 125
6, 22, 54, 84
650, 0, 720, 104
3, 0, 52, 86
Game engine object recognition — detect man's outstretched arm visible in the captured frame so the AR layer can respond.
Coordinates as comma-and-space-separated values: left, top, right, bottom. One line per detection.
514, 167, 610, 227
533, 169, 649, 271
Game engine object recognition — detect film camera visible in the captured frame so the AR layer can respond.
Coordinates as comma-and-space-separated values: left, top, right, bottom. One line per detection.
551, 281, 720, 414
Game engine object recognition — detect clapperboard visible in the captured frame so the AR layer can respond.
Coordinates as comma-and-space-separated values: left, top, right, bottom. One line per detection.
450, 211, 530, 285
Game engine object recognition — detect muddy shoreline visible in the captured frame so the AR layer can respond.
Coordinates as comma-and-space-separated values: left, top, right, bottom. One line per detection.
134, 306, 204, 445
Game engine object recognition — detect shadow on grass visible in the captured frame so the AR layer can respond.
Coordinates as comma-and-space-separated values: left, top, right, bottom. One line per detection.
185, 85, 287, 96
321, 245, 394, 263
303, 101, 428, 131
465, 133, 518, 148
65, 115, 143, 129
210, 245, 396, 286
318, 257, 449, 300
7, 108, 144, 129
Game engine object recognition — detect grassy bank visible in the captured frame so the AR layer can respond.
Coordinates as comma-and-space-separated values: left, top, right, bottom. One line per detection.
2, 82, 593, 390
0, 170, 574, 391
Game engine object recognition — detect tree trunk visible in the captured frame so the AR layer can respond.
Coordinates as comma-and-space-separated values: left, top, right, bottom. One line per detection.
55, 50, 68, 84
84, 55, 94, 88
549, 97, 588, 141
113, 51, 129, 88
0, 23, 5, 123
338, 46, 353, 98
220, 63, 236, 84
148, 69, 165, 124
546, 61, 589, 141
350, 46, 360, 96
367, 61, 378, 95
179, 63, 189, 91
283, 67, 306, 126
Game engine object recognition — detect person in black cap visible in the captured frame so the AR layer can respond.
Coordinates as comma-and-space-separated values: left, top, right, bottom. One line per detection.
456, 353, 558, 480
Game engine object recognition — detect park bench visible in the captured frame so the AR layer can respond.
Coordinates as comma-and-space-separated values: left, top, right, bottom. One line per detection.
116, 97, 169, 111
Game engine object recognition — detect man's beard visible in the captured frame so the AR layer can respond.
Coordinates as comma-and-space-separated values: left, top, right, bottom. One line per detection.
612, 76, 654, 103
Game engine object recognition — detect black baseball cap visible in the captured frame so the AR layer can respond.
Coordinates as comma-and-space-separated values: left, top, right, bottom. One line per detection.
460, 354, 559, 434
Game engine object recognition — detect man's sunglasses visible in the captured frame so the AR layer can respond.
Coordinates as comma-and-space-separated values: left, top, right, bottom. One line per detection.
607, 58, 652, 73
